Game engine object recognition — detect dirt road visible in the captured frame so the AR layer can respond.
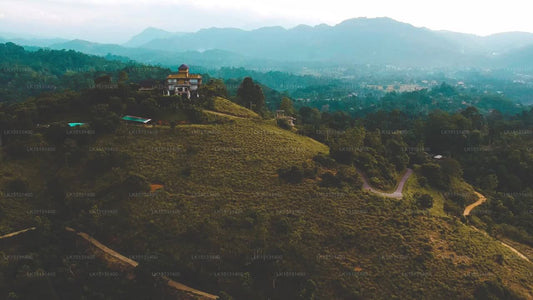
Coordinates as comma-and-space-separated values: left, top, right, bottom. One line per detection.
463, 191, 487, 216
465, 194, 531, 263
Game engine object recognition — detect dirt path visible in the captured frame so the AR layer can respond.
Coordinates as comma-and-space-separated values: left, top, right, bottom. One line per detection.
500, 242, 531, 262
66, 227, 139, 268
463, 191, 487, 216
66, 227, 219, 299
0, 227, 36, 240
164, 276, 219, 299
465, 195, 531, 263
470, 225, 531, 263
360, 168, 413, 199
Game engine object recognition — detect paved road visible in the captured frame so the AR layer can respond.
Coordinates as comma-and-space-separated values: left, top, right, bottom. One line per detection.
360, 168, 413, 199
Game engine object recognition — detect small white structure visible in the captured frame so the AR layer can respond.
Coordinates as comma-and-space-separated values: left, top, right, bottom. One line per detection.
276, 110, 296, 127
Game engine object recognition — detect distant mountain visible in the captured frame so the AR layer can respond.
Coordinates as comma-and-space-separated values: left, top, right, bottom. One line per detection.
0, 36, 69, 47
136, 18, 467, 67
493, 44, 533, 69
132, 17, 533, 68
482, 32, 533, 54
48, 39, 251, 68
123, 27, 185, 48
436, 30, 533, 55
8, 17, 533, 71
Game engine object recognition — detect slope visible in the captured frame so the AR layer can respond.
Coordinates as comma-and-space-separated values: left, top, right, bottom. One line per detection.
1, 98, 532, 299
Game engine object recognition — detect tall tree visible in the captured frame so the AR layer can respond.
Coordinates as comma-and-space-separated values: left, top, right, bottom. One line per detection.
236, 77, 265, 114
279, 97, 295, 116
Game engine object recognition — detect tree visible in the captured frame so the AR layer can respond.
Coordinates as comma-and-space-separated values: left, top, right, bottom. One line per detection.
479, 174, 498, 190
440, 158, 463, 179
298, 107, 321, 126
277, 118, 292, 130
279, 97, 295, 116
89, 104, 120, 134
200, 79, 228, 98
384, 135, 409, 172
330, 127, 366, 164
320, 172, 342, 187
415, 193, 434, 209
420, 163, 447, 189
278, 166, 304, 184
139, 97, 159, 116
94, 74, 112, 86
236, 77, 266, 114
118, 71, 129, 84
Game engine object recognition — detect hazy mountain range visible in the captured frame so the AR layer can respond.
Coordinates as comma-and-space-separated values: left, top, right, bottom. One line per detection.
4, 17, 533, 70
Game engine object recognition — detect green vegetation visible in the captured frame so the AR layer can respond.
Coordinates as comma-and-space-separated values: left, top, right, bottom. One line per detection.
0, 44, 532, 299
0, 42, 170, 103
212, 97, 260, 119
235, 77, 267, 115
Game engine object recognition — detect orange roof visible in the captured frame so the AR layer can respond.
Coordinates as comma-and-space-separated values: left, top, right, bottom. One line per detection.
150, 184, 164, 192
167, 74, 202, 79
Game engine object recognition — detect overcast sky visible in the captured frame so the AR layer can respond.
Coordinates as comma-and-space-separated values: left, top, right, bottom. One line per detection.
1, 0, 532, 43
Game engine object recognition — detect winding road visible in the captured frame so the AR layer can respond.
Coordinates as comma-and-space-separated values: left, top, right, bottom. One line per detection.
360, 168, 413, 199
359, 167, 531, 263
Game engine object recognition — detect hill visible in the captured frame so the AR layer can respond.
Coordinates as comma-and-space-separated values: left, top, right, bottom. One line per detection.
494, 44, 533, 69
136, 17, 533, 68
123, 27, 184, 48
48, 39, 252, 69
139, 18, 466, 67
1, 89, 532, 299
0, 42, 170, 103
5, 18, 533, 71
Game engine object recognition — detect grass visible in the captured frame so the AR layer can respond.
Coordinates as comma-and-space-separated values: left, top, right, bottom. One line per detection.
1, 100, 532, 299
212, 97, 261, 119
403, 171, 447, 217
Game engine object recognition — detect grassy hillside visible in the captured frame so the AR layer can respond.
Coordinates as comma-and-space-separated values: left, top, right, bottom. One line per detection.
211, 97, 261, 119
1, 99, 532, 299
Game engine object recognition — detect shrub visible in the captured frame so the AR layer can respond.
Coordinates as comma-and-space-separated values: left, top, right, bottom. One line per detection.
474, 280, 522, 300
184, 107, 208, 124
312, 153, 336, 168
301, 161, 317, 179
420, 163, 447, 189
5, 178, 29, 193
417, 176, 428, 187
320, 172, 342, 188
278, 166, 304, 184
121, 173, 150, 194
443, 200, 462, 216
415, 193, 433, 209
277, 118, 292, 130
337, 166, 362, 186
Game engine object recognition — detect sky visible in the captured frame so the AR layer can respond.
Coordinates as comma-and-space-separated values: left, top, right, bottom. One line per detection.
1, 0, 532, 43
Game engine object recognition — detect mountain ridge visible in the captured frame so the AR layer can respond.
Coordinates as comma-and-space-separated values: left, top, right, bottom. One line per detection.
4, 17, 533, 70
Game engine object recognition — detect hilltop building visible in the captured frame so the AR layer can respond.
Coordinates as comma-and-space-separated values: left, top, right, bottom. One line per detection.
165, 64, 202, 98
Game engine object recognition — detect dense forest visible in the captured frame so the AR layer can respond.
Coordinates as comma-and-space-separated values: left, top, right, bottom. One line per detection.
0, 42, 170, 103
295, 104, 533, 246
